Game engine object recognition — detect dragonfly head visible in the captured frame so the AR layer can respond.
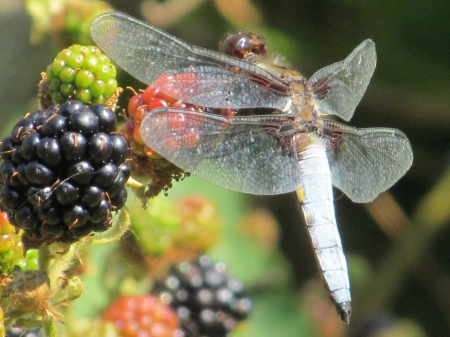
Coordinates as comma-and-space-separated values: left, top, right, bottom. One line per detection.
220, 32, 268, 60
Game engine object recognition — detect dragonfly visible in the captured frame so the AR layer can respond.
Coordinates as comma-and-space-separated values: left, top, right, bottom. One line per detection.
90, 12, 413, 323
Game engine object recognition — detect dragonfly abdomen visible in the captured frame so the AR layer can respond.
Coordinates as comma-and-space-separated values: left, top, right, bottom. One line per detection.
296, 143, 352, 323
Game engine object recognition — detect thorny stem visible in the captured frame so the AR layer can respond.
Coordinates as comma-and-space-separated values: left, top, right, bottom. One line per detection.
37, 242, 82, 337
45, 243, 80, 291
43, 316, 58, 337
15, 212, 129, 337
32, 210, 130, 336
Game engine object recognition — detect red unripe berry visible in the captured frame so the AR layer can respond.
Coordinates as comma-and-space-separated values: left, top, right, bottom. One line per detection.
128, 94, 144, 117
103, 295, 181, 337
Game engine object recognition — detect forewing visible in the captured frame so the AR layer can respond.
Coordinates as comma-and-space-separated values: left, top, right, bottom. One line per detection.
323, 120, 413, 203
90, 12, 290, 110
140, 109, 303, 195
308, 40, 377, 121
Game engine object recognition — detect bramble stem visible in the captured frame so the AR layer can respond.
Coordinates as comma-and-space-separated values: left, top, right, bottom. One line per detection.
43, 316, 58, 337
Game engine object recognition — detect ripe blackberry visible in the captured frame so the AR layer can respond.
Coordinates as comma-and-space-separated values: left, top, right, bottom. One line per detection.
0, 100, 130, 247
46, 45, 118, 105
153, 256, 252, 337
103, 294, 182, 337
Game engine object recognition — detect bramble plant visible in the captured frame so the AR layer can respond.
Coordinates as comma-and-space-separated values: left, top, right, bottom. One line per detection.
0, 36, 250, 336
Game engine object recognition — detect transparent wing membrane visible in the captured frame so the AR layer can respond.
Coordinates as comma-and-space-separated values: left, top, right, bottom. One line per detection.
91, 13, 411, 203
308, 40, 377, 121
323, 120, 413, 202
90, 12, 290, 110
140, 109, 303, 195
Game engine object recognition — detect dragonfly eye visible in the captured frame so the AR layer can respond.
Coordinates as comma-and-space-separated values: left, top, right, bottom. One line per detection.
220, 32, 268, 59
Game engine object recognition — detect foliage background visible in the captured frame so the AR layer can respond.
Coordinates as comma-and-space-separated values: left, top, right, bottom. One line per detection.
1, 0, 450, 336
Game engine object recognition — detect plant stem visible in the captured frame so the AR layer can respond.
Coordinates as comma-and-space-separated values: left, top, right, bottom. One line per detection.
43, 316, 58, 337
37, 245, 51, 271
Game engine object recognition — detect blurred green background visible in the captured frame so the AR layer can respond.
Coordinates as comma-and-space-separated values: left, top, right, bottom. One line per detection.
1, 0, 450, 336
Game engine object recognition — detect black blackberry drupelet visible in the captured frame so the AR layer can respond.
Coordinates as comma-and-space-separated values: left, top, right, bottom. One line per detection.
153, 256, 252, 337
0, 100, 130, 246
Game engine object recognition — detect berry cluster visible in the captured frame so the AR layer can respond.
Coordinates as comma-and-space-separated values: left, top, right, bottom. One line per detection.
0, 100, 130, 246
46, 45, 118, 105
153, 256, 252, 337
121, 83, 192, 198
127, 195, 221, 277
103, 294, 181, 337
124, 77, 203, 159
124, 75, 235, 158
123, 75, 235, 199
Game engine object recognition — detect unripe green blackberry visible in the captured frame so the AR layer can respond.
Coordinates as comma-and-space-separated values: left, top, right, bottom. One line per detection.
15, 248, 39, 271
0, 101, 130, 247
46, 45, 118, 105
26, 0, 113, 46
153, 256, 252, 337
0, 212, 38, 272
128, 195, 221, 276
57, 1, 114, 46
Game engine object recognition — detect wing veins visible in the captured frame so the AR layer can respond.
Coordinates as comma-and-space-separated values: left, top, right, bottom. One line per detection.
324, 120, 412, 202
140, 108, 302, 195
90, 12, 290, 110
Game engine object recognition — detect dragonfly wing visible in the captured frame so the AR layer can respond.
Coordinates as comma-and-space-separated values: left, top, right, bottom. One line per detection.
323, 120, 413, 203
90, 12, 290, 110
140, 109, 303, 195
308, 40, 377, 121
